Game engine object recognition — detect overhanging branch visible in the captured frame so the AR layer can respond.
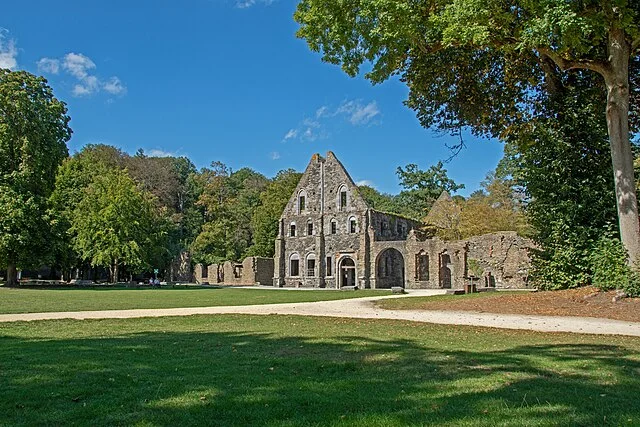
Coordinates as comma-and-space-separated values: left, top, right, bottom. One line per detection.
537, 47, 610, 77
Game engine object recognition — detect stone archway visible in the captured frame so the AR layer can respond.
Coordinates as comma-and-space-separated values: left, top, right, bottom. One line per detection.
376, 248, 405, 288
338, 257, 357, 288
439, 252, 452, 289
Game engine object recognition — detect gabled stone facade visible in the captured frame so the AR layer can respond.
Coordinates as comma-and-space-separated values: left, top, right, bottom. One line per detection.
273, 152, 533, 290
273, 152, 421, 288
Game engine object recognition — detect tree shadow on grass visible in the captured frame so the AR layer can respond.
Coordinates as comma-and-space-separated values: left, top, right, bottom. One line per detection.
1, 321, 639, 426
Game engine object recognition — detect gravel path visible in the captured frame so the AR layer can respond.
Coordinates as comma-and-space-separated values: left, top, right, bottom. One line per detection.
1, 289, 639, 337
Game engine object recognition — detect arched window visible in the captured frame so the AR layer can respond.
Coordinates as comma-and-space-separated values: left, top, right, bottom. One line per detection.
330, 219, 337, 235
298, 190, 307, 214
348, 216, 357, 234
289, 253, 300, 277
289, 222, 296, 237
337, 185, 348, 211
307, 219, 314, 236
416, 250, 429, 281
306, 253, 316, 277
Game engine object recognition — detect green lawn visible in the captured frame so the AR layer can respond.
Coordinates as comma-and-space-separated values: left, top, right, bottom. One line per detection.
0, 287, 389, 314
1, 315, 639, 426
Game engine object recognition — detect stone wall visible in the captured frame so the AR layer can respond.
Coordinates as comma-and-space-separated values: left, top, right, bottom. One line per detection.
194, 256, 274, 285
466, 232, 533, 288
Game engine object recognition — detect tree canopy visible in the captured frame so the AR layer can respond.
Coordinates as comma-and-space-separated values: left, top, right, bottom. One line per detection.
0, 69, 71, 286
294, 0, 640, 264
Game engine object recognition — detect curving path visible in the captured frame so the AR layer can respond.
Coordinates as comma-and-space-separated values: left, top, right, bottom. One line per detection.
1, 289, 639, 337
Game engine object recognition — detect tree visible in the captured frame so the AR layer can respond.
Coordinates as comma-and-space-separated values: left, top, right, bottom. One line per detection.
294, 0, 640, 264
357, 185, 398, 213
72, 169, 162, 282
191, 164, 269, 263
395, 162, 464, 219
501, 71, 620, 288
249, 169, 302, 257
0, 70, 71, 286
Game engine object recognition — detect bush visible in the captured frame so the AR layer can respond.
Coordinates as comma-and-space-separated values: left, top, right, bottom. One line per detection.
589, 236, 633, 292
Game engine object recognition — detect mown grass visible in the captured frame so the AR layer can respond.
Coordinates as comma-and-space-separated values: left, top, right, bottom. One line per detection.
376, 291, 525, 310
0, 287, 389, 314
1, 315, 639, 426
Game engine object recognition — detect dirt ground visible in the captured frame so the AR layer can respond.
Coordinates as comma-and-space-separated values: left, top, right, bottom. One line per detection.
394, 287, 640, 323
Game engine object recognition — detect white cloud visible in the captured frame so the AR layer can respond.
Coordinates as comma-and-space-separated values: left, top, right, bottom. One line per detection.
63, 53, 95, 79
147, 148, 177, 157
103, 76, 127, 95
283, 129, 298, 141
337, 100, 380, 125
38, 52, 127, 98
37, 57, 60, 74
356, 180, 375, 187
270, 151, 281, 160
236, 0, 275, 8
281, 99, 381, 144
0, 29, 18, 70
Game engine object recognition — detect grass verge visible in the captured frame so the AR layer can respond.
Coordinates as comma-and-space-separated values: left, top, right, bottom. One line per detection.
1, 315, 639, 426
0, 287, 388, 314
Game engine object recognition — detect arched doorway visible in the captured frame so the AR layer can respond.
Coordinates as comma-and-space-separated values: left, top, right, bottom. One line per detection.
439, 252, 452, 288
376, 248, 405, 288
338, 257, 357, 288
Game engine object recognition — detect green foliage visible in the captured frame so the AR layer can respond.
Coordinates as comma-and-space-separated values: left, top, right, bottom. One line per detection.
190, 164, 269, 264
502, 70, 619, 289
590, 235, 632, 292
467, 259, 484, 277
72, 169, 164, 280
249, 169, 302, 258
396, 162, 464, 219
0, 69, 71, 283
357, 185, 397, 212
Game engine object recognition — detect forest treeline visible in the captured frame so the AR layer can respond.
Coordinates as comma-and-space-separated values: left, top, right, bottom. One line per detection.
46, 143, 529, 283
2, 58, 639, 293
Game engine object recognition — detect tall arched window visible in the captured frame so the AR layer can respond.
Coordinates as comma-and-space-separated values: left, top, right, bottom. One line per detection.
348, 216, 357, 234
307, 219, 314, 236
298, 190, 308, 214
289, 253, 300, 277
306, 253, 316, 277
330, 218, 337, 235
337, 185, 348, 211
290, 222, 296, 237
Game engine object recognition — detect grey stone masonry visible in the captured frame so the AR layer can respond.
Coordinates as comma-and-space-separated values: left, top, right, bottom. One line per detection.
273, 152, 421, 289
272, 152, 534, 290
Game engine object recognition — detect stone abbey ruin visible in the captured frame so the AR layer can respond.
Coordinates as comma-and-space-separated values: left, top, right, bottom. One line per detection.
195, 152, 533, 290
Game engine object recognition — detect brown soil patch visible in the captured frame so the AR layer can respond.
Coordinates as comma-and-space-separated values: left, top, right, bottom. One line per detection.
392, 287, 640, 323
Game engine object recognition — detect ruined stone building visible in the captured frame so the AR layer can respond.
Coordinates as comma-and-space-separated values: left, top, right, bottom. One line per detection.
272, 152, 532, 289
195, 151, 533, 289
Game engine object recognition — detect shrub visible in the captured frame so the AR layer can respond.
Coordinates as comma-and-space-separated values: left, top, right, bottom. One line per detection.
589, 236, 632, 292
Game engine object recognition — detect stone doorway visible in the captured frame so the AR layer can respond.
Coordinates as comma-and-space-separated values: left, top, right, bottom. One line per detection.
339, 257, 356, 288
376, 248, 405, 288
439, 252, 452, 288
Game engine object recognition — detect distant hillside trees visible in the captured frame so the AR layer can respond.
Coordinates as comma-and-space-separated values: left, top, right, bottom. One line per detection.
0, 70, 71, 286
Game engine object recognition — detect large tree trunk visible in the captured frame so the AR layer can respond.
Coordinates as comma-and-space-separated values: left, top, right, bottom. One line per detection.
605, 29, 640, 266
6, 263, 18, 287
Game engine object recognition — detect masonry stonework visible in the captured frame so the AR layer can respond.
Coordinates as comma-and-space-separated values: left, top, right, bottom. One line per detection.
273, 152, 533, 290
195, 152, 533, 290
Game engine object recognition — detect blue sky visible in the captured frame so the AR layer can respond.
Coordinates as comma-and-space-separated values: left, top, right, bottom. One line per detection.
2, 0, 504, 196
